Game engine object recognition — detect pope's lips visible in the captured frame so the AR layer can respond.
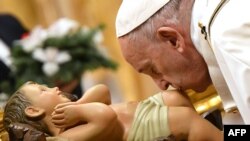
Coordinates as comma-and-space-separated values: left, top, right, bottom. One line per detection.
170, 84, 182, 91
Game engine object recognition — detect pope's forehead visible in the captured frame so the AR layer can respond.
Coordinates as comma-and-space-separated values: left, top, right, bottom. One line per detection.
120, 40, 143, 58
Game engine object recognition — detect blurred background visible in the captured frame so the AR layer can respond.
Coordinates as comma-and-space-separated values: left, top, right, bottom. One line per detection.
0, 0, 222, 113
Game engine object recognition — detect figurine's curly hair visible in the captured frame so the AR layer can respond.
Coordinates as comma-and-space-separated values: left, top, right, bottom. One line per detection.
3, 81, 51, 135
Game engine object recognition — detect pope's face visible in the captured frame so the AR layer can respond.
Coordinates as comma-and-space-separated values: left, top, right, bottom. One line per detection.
21, 83, 71, 114
119, 35, 211, 92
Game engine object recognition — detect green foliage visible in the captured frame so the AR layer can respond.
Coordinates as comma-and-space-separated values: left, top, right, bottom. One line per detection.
0, 25, 117, 95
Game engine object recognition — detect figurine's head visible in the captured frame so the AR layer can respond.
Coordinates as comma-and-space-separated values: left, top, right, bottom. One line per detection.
3, 81, 72, 135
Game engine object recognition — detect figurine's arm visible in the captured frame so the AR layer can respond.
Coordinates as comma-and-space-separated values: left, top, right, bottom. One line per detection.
77, 84, 111, 105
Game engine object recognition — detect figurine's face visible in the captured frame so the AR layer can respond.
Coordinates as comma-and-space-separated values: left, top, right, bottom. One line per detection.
21, 83, 71, 114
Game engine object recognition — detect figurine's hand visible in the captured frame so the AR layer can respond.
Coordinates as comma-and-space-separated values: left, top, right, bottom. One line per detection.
52, 104, 81, 129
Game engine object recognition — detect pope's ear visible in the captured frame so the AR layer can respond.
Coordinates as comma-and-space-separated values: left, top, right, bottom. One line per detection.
25, 106, 45, 119
157, 27, 184, 53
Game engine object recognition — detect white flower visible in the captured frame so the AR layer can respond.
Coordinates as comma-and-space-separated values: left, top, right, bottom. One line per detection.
95, 45, 109, 58
81, 26, 90, 34
92, 30, 108, 57
93, 30, 104, 45
19, 26, 47, 53
32, 47, 71, 76
32, 48, 46, 62
47, 18, 80, 38
43, 62, 59, 77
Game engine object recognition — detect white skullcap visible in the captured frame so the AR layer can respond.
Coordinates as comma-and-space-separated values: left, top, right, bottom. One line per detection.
116, 0, 170, 37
